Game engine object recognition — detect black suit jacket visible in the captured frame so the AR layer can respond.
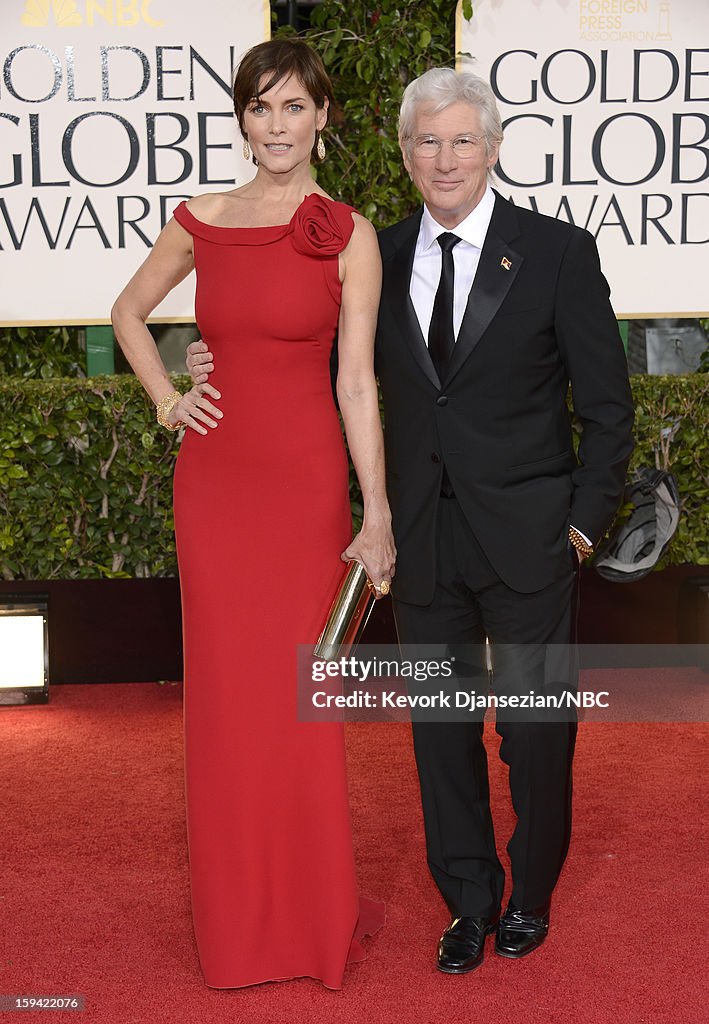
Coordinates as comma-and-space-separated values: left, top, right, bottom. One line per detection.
375, 191, 635, 603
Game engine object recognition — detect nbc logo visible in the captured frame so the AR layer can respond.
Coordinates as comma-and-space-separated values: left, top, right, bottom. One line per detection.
21, 0, 164, 27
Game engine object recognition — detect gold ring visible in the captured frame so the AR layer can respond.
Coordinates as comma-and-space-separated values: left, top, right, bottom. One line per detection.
379, 580, 391, 596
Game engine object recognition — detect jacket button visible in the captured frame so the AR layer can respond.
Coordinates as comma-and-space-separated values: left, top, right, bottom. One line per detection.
431, 453, 441, 463
436, 396, 448, 406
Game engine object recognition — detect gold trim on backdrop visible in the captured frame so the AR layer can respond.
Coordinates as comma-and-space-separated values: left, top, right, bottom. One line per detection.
0, 318, 198, 328
264, 0, 272, 38
5, 312, 709, 330
615, 312, 709, 320
455, 1, 465, 71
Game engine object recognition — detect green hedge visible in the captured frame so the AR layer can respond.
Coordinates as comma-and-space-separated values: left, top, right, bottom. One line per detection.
0, 326, 85, 380
0, 373, 707, 579
0, 374, 186, 579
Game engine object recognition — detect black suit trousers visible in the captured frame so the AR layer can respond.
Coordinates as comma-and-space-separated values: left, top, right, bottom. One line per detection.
393, 496, 579, 917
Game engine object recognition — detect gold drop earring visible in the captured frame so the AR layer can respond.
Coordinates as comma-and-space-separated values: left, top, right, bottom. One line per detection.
242, 138, 251, 161
316, 132, 326, 160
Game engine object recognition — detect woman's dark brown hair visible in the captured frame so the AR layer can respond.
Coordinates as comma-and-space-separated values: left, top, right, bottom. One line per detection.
233, 40, 335, 164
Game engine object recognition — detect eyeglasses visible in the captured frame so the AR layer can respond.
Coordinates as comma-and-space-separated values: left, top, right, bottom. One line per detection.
408, 134, 485, 158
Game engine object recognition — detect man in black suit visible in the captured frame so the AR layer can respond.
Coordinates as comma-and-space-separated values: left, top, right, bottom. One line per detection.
374, 67, 633, 973
185, 66, 634, 974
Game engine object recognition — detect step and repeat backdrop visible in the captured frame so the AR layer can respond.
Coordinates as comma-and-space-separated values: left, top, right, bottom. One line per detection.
0, 0, 269, 323
1, 1, 706, 323
458, 0, 708, 317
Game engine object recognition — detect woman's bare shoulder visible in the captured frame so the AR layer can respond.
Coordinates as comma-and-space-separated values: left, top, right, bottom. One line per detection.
184, 188, 250, 224
346, 211, 378, 255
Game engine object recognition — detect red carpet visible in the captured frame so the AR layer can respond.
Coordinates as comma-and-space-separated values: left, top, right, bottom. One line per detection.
1, 682, 706, 1024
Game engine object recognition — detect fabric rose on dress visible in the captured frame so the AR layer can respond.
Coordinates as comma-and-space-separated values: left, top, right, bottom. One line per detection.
290, 194, 353, 257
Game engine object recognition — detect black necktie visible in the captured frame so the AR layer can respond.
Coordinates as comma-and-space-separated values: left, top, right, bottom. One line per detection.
428, 232, 461, 498
428, 232, 462, 381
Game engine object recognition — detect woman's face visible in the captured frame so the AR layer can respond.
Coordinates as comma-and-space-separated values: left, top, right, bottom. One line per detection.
243, 72, 328, 173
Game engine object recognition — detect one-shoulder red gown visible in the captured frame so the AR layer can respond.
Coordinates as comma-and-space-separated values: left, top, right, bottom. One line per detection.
171, 194, 384, 989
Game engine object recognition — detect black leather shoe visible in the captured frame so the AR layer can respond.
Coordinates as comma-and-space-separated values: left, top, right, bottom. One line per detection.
495, 902, 551, 959
437, 914, 499, 974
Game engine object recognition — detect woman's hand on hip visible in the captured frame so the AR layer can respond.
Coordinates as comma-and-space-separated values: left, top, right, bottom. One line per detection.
170, 384, 222, 434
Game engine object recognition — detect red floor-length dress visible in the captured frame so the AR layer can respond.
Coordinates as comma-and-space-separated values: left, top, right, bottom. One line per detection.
171, 193, 383, 989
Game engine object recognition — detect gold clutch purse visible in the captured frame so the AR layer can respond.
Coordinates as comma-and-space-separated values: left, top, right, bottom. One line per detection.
314, 561, 376, 661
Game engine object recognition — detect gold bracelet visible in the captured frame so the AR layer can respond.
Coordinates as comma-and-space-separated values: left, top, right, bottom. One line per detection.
568, 526, 593, 558
156, 391, 183, 431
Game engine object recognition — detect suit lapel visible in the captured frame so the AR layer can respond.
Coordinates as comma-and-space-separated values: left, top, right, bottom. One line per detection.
444, 194, 524, 387
383, 210, 441, 389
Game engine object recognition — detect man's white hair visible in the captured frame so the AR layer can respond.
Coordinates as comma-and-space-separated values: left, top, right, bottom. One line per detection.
398, 67, 504, 157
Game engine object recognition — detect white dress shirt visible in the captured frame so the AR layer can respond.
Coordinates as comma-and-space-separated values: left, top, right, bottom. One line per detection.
410, 185, 495, 344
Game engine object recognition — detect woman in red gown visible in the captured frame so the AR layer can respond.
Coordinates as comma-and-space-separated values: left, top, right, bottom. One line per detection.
111, 40, 395, 989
